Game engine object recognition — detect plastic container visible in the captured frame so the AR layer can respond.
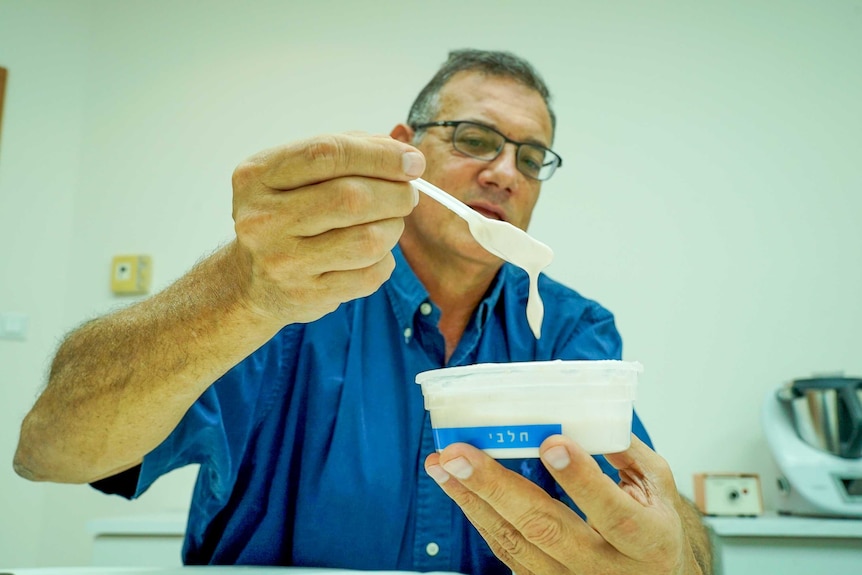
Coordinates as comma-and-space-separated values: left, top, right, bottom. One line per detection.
416, 359, 642, 458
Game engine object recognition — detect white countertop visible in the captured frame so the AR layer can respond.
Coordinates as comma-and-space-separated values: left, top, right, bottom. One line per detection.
704, 512, 862, 537
85, 511, 862, 539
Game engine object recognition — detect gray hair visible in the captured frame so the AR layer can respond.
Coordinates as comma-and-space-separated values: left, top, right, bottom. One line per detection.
407, 49, 556, 140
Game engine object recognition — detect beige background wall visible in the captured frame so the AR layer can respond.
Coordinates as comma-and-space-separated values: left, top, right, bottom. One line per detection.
1, 0, 860, 567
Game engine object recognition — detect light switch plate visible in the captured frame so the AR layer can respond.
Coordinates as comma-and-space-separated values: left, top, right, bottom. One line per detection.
693, 473, 764, 516
0, 312, 29, 340
111, 254, 152, 295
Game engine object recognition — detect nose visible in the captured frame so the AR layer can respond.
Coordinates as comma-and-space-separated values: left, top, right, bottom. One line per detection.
477, 143, 521, 194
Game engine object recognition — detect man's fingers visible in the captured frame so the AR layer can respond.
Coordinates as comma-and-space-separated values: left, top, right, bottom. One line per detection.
309, 254, 398, 304
539, 436, 645, 550
295, 217, 406, 274
539, 435, 674, 558
257, 177, 418, 238
228, 133, 422, 325
426, 451, 569, 575
254, 252, 398, 325
603, 435, 681, 509
240, 133, 425, 191
427, 445, 597, 573
602, 434, 664, 478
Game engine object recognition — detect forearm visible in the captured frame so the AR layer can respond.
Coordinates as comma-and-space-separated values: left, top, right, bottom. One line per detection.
14, 242, 283, 484
677, 496, 713, 575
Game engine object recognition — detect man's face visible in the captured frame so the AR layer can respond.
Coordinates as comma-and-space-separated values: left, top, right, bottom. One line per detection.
401, 71, 554, 267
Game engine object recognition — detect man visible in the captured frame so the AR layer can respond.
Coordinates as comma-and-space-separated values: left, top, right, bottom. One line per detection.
15, 49, 711, 574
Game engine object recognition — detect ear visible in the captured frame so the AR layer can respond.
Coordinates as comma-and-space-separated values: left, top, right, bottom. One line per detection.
390, 123, 415, 144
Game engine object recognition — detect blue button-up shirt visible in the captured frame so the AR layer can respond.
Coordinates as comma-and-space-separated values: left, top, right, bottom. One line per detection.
129, 245, 652, 574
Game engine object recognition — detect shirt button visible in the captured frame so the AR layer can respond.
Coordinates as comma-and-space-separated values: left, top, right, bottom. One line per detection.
425, 541, 440, 556
419, 302, 433, 316
403, 327, 412, 339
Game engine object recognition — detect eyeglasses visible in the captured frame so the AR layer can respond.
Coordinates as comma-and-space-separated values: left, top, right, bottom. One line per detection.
411, 120, 563, 181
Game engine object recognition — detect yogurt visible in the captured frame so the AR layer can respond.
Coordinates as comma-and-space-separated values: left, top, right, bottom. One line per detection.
416, 360, 642, 458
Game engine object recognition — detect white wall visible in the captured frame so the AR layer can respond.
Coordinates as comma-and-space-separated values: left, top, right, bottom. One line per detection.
1, 0, 860, 567
1, 0, 89, 566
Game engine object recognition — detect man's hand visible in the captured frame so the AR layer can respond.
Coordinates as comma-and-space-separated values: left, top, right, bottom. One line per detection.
231, 132, 425, 324
425, 434, 711, 575
14, 132, 425, 485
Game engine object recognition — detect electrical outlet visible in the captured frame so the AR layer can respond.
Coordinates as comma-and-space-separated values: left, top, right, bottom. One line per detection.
111, 255, 152, 295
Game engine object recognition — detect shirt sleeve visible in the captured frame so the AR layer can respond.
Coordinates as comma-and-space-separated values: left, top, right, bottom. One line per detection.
90, 464, 141, 499
555, 296, 623, 361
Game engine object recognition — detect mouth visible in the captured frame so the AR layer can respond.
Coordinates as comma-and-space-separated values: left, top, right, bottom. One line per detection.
469, 203, 506, 222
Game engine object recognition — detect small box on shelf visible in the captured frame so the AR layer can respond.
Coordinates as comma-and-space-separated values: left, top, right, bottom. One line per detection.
694, 473, 764, 516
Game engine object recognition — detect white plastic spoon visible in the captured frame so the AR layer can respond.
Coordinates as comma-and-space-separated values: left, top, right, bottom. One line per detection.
411, 178, 554, 339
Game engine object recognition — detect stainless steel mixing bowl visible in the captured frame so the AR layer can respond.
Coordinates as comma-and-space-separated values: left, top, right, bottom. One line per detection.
777, 376, 862, 459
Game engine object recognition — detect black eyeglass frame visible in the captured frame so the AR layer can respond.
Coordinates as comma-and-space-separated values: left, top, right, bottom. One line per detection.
410, 120, 563, 181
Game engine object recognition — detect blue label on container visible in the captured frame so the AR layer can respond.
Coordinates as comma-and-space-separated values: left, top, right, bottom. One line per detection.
433, 424, 562, 450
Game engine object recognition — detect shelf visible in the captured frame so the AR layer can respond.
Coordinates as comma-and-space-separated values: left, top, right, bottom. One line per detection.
86, 513, 186, 537
704, 512, 862, 538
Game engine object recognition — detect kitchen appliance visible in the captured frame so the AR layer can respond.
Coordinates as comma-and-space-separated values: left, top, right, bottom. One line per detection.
762, 375, 862, 517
